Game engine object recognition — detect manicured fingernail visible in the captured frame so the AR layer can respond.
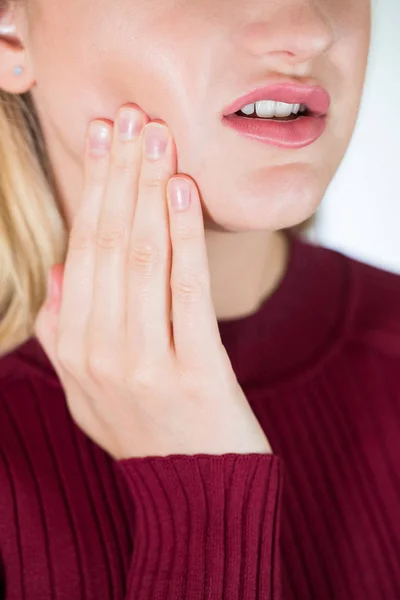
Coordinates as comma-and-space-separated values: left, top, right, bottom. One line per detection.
168, 178, 191, 212
144, 123, 169, 161
118, 108, 144, 141
88, 121, 112, 156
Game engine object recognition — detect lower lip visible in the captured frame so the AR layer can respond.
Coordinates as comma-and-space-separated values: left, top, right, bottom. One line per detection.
222, 113, 327, 149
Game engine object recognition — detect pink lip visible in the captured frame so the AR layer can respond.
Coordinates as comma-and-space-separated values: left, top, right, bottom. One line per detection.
222, 83, 331, 117
222, 113, 327, 149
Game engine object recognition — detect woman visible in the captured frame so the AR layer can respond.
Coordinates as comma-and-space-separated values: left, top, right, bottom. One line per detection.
0, 0, 399, 597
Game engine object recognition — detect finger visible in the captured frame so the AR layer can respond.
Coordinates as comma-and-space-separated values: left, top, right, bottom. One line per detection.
167, 177, 223, 368
89, 105, 148, 366
57, 120, 112, 371
34, 265, 106, 438
126, 121, 177, 365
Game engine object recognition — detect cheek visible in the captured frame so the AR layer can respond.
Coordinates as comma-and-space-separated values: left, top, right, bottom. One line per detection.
307, 3, 371, 151
331, 1, 371, 91
28, 11, 105, 154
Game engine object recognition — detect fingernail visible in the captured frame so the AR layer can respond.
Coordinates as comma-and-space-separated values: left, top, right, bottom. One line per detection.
118, 108, 144, 141
144, 123, 169, 161
88, 121, 112, 156
168, 178, 191, 212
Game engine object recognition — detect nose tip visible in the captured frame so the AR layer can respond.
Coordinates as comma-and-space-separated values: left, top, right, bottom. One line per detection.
236, 3, 334, 64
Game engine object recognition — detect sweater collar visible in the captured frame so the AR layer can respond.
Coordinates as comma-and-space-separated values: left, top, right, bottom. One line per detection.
217, 232, 351, 389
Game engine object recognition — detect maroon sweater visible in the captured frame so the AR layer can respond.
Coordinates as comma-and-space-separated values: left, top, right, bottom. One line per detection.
1, 234, 400, 600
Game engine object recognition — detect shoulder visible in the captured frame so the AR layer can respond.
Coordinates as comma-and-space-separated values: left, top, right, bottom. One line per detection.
290, 235, 400, 363
343, 251, 400, 358
0, 343, 26, 389
0, 337, 58, 390
0, 340, 65, 471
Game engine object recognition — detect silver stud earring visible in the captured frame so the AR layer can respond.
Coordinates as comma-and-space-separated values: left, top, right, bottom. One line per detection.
13, 65, 24, 77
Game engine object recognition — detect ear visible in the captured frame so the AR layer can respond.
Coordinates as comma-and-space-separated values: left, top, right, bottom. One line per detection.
0, 5, 35, 94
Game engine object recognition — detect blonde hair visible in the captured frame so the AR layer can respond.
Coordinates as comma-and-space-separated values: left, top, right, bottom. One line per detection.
0, 89, 67, 358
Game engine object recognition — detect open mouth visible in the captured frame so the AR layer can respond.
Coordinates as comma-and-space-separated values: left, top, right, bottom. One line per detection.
234, 104, 313, 122
221, 85, 330, 148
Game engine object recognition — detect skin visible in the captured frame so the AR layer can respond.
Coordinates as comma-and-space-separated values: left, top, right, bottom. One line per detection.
32, 110, 274, 458
0, 0, 371, 322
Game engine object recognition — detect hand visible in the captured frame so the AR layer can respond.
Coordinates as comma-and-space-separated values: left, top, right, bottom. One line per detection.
34, 103, 272, 460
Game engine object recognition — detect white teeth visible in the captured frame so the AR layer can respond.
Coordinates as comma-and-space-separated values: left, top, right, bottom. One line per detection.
0, 25, 16, 35
256, 100, 277, 118
238, 101, 305, 118
241, 103, 256, 115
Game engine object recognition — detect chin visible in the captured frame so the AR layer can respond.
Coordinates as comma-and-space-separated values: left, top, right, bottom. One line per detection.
200, 161, 329, 233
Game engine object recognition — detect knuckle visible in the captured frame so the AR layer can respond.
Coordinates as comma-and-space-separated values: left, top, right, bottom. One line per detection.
95, 223, 128, 250
177, 367, 205, 396
87, 348, 116, 381
69, 223, 95, 250
112, 154, 133, 173
86, 165, 108, 188
172, 272, 206, 304
141, 175, 165, 192
57, 334, 80, 373
129, 240, 161, 272
174, 221, 199, 241
127, 367, 157, 394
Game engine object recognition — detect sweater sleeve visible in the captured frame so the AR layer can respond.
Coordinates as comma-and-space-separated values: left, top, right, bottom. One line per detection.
114, 453, 283, 599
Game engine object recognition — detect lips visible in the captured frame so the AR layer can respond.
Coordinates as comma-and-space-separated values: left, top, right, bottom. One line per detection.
223, 83, 331, 118
221, 113, 328, 149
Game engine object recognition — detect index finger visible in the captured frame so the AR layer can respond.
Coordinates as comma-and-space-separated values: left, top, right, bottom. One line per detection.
57, 120, 112, 354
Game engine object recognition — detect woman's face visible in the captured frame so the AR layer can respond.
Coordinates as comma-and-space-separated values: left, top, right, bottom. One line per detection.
23, 0, 370, 231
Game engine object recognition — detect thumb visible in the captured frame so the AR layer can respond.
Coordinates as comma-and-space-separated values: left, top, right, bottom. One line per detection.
34, 264, 65, 381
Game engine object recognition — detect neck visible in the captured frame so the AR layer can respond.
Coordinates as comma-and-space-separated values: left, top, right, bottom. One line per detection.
206, 228, 290, 322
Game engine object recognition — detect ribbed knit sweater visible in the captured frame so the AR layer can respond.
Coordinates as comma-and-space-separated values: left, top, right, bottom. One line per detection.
1, 233, 400, 600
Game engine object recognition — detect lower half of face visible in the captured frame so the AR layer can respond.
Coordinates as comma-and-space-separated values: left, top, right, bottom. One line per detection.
30, 0, 371, 233
175, 104, 359, 233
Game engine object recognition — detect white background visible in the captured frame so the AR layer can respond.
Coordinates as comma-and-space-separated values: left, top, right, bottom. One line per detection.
312, 0, 400, 275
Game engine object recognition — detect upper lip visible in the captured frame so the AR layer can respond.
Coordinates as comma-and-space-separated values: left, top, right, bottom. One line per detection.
222, 80, 331, 117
